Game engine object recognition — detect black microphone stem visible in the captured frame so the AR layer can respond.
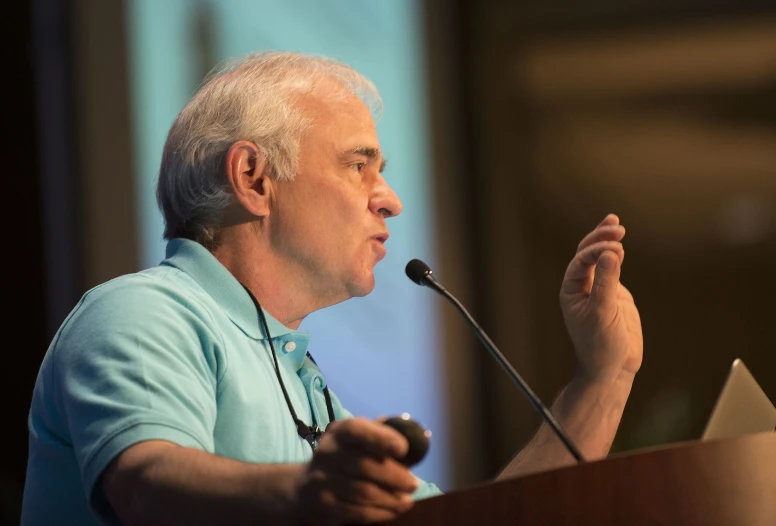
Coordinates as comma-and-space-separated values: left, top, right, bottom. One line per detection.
425, 274, 585, 463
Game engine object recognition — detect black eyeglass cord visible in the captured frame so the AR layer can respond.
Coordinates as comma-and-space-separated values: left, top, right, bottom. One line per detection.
242, 285, 335, 451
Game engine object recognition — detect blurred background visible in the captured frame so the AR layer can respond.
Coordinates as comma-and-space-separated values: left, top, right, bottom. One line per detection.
5, 0, 776, 522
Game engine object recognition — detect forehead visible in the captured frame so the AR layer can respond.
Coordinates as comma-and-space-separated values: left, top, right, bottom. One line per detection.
296, 86, 379, 151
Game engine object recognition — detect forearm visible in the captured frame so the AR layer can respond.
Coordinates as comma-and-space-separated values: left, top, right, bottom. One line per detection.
496, 371, 635, 480
104, 442, 306, 526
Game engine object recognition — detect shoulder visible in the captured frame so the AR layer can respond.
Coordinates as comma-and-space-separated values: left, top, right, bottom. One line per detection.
77, 267, 208, 320
53, 267, 222, 363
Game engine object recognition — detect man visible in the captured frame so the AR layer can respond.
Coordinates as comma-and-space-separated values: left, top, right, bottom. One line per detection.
22, 52, 642, 525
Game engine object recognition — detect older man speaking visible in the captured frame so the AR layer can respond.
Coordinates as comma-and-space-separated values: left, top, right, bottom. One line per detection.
22, 52, 642, 526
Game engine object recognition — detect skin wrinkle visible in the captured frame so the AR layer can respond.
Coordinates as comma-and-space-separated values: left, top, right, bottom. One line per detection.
338, 146, 388, 173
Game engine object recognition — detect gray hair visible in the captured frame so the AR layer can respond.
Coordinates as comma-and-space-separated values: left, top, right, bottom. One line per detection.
156, 51, 381, 249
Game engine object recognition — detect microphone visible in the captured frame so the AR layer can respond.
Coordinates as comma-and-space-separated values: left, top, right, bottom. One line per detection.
405, 259, 585, 463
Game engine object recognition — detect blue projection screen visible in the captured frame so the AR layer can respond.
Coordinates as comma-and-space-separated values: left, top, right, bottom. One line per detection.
127, 0, 449, 488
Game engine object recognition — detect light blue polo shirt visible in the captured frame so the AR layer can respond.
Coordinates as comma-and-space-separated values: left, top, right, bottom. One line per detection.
22, 238, 440, 525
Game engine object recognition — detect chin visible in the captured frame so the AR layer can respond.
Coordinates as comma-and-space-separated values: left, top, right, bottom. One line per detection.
347, 271, 376, 298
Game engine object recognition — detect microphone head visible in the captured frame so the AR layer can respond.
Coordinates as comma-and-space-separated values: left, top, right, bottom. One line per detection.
405, 259, 432, 285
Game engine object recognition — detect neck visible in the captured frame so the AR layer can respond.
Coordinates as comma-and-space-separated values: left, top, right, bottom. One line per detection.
211, 224, 327, 330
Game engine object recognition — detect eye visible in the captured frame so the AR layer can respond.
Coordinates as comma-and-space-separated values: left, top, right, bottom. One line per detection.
351, 162, 365, 174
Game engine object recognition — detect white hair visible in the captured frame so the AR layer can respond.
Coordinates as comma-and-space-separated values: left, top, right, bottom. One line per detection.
156, 51, 381, 249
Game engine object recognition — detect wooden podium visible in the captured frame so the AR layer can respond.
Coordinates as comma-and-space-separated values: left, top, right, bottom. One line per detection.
389, 432, 776, 525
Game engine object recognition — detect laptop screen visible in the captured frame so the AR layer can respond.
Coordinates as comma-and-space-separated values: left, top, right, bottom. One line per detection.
701, 359, 776, 441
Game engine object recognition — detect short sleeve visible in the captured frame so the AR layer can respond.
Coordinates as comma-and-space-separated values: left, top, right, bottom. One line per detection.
49, 274, 222, 517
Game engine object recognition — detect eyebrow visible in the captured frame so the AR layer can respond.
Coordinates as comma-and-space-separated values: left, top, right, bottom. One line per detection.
341, 146, 388, 173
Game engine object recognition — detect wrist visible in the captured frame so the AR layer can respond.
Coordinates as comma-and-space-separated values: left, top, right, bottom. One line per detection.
285, 464, 309, 525
244, 463, 308, 526
553, 372, 635, 460
573, 357, 638, 387
568, 370, 635, 413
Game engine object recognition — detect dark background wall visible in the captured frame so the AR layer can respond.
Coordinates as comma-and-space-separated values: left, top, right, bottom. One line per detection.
431, 0, 776, 476
3, 1, 47, 523
3, 0, 136, 522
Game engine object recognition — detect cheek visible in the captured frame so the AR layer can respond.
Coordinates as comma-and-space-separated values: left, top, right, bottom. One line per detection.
324, 188, 370, 236
277, 180, 371, 257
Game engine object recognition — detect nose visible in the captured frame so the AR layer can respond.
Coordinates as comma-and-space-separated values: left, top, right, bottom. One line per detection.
370, 174, 403, 218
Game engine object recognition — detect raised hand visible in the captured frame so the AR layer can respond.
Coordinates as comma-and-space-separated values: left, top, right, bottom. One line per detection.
297, 418, 418, 525
559, 214, 643, 385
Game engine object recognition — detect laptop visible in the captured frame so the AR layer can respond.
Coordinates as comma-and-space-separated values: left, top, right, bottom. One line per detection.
701, 358, 776, 441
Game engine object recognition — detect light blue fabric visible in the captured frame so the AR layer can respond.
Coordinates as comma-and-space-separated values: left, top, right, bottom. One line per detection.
21, 238, 441, 526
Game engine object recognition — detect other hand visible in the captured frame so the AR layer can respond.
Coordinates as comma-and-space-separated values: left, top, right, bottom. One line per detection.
559, 214, 643, 385
297, 417, 418, 525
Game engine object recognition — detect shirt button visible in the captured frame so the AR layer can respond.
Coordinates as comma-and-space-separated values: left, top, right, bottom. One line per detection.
284, 341, 297, 353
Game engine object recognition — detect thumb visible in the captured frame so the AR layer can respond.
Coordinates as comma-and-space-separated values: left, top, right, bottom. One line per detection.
589, 250, 621, 313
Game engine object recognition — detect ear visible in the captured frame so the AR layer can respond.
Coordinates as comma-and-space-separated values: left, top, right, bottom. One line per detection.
225, 140, 271, 217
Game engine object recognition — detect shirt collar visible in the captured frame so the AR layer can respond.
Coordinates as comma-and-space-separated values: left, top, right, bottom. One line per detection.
160, 239, 311, 368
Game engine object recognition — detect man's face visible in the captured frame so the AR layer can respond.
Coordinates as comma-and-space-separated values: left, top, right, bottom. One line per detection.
268, 87, 402, 305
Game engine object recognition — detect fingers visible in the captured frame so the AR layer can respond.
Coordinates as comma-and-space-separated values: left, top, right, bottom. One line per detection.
300, 476, 405, 525
589, 250, 622, 316
577, 224, 625, 253
562, 241, 624, 296
575, 242, 624, 269
315, 449, 417, 493
325, 471, 414, 514
324, 418, 409, 460
313, 417, 418, 493
597, 213, 620, 227
563, 215, 627, 298
301, 418, 418, 526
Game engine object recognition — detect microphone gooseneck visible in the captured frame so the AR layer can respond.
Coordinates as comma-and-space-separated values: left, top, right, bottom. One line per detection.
404, 259, 585, 463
